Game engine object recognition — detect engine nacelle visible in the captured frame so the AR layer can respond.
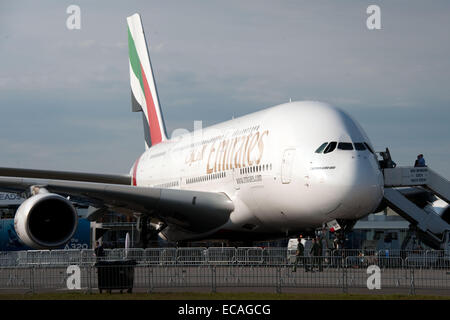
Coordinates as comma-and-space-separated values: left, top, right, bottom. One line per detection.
14, 193, 78, 249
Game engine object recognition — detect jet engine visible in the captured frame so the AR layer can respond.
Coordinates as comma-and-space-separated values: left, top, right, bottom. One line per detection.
14, 193, 78, 249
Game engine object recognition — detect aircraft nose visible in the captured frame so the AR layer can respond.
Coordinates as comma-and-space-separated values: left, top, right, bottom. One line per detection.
315, 156, 384, 219
340, 157, 384, 217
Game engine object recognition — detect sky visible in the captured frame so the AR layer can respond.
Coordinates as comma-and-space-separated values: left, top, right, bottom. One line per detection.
0, 1, 449, 178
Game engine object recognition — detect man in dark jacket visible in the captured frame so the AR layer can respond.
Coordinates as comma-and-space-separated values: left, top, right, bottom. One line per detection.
292, 235, 308, 272
94, 241, 105, 261
310, 237, 323, 272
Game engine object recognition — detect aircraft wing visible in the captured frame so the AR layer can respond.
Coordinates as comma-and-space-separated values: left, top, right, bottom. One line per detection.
0, 175, 234, 233
0, 167, 131, 185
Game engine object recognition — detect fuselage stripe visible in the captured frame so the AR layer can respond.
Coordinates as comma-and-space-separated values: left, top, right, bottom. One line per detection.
132, 155, 142, 186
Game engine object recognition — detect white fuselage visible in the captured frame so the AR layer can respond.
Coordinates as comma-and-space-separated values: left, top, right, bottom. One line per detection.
131, 101, 384, 241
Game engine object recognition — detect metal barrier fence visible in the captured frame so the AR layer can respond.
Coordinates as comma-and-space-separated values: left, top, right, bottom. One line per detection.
0, 248, 449, 294
1, 248, 449, 267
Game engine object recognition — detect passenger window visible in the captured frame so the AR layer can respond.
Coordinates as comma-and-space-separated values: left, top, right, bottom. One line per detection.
323, 141, 337, 154
338, 142, 353, 150
354, 143, 366, 151
315, 142, 328, 153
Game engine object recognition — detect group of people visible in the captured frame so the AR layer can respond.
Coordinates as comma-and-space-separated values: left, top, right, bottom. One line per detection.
292, 235, 324, 272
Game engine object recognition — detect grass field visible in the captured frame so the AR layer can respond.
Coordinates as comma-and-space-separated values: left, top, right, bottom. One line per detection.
1, 292, 449, 300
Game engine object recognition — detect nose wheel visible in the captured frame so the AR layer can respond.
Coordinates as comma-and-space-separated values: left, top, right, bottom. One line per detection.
324, 219, 357, 248
334, 230, 347, 247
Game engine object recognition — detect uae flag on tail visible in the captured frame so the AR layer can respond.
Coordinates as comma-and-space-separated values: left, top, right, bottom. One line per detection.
127, 13, 167, 149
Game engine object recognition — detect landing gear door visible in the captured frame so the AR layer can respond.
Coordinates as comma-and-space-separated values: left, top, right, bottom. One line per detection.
281, 148, 296, 184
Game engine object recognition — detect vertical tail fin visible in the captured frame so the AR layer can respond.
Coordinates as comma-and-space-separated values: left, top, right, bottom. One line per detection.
127, 13, 167, 148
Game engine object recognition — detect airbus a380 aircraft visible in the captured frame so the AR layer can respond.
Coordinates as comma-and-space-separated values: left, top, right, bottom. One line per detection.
0, 14, 384, 249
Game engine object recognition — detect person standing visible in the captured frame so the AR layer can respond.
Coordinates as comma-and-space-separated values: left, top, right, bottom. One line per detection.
333, 237, 342, 268
292, 235, 308, 272
309, 238, 317, 272
310, 237, 323, 272
94, 241, 105, 261
316, 236, 323, 272
414, 154, 426, 167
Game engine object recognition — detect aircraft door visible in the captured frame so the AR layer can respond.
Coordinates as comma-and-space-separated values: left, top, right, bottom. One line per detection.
232, 168, 240, 190
281, 148, 296, 184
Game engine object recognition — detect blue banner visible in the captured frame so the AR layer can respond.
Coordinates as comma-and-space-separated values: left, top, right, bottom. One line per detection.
0, 218, 91, 251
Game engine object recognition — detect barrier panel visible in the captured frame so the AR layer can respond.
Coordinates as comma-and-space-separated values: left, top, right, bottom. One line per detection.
0, 252, 19, 267
343, 256, 409, 289
105, 249, 122, 261
81, 249, 96, 265
236, 247, 263, 264
435, 257, 450, 268
143, 248, 177, 265
23, 251, 40, 265
176, 248, 207, 265
0, 266, 34, 291
50, 250, 81, 266
378, 256, 403, 269
264, 248, 288, 265
405, 256, 435, 269
124, 248, 145, 262
143, 248, 163, 265
403, 257, 450, 290
206, 247, 236, 264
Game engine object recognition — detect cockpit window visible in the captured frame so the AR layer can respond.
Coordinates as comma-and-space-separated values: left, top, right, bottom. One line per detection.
317, 141, 369, 153
338, 142, 354, 150
354, 143, 366, 151
315, 142, 328, 153
323, 141, 337, 154
364, 142, 374, 154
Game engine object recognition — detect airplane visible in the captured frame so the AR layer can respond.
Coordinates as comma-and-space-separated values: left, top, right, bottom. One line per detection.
0, 13, 385, 249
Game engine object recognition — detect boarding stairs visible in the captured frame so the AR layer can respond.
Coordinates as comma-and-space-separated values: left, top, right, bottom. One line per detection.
382, 165, 450, 251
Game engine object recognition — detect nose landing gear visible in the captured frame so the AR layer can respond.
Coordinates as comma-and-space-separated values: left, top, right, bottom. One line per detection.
324, 219, 357, 248
136, 215, 167, 248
